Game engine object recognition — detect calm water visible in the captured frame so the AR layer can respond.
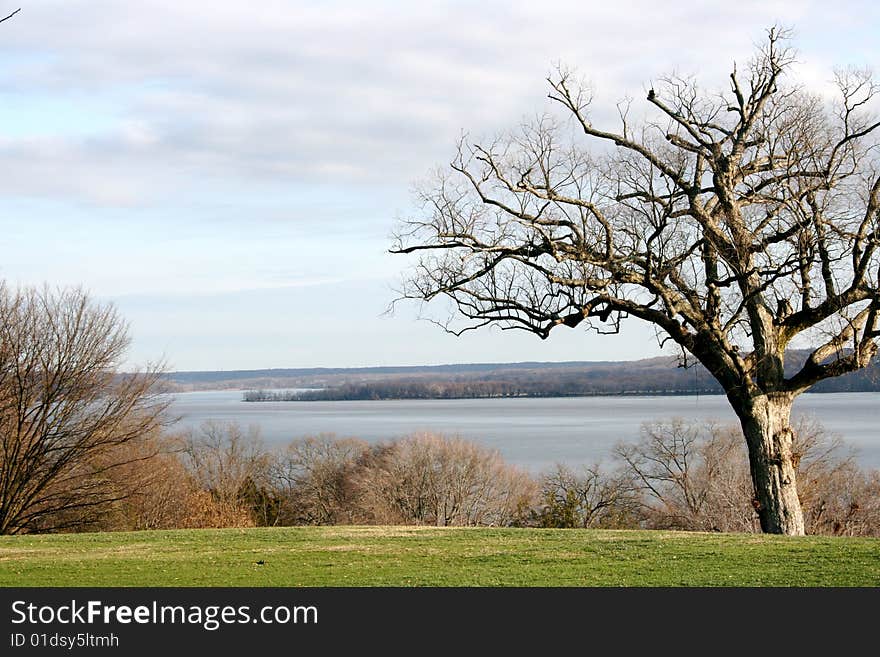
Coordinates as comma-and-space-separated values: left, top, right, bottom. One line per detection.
167, 391, 880, 473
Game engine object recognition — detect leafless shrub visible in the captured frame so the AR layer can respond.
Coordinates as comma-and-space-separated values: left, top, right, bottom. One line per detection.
74, 428, 258, 531
354, 433, 537, 526
175, 489, 255, 529
802, 463, 880, 536
615, 418, 756, 532
180, 421, 272, 527
182, 421, 268, 501
792, 417, 880, 536
270, 435, 368, 525
537, 463, 641, 528
615, 417, 880, 535
86, 430, 188, 531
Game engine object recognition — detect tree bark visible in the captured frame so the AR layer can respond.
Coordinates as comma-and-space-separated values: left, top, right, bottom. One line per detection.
733, 393, 805, 535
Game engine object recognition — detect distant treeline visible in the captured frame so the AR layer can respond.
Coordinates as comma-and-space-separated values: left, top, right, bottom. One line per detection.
244, 375, 721, 401
243, 356, 880, 402
245, 379, 723, 401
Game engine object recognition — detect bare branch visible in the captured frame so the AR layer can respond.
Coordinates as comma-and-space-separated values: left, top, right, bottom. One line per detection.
0, 7, 20, 24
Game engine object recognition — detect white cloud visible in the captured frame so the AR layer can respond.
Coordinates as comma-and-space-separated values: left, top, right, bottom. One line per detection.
2, 0, 872, 206
3, 1, 878, 367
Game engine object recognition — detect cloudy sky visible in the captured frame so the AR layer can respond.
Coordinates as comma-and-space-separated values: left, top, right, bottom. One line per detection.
2, 1, 877, 370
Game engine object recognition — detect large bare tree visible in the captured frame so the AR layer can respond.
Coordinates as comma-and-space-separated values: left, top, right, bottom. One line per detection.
0, 284, 167, 533
392, 29, 880, 535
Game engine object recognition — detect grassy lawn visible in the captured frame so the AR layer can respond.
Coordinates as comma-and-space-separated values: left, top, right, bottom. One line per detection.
0, 526, 878, 587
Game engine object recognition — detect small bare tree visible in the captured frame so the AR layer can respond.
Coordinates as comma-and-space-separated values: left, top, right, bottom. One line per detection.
615, 416, 880, 535
181, 421, 271, 523
270, 434, 367, 525
615, 419, 757, 532
792, 418, 880, 536
113, 441, 199, 531
808, 467, 880, 537
393, 29, 880, 534
356, 433, 536, 526
0, 284, 167, 534
538, 463, 640, 528
83, 429, 195, 531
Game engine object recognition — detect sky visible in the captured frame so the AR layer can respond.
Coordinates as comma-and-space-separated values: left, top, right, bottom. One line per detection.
1, 1, 878, 371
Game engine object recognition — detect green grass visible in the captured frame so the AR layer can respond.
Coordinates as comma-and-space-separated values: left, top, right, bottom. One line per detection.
0, 526, 878, 586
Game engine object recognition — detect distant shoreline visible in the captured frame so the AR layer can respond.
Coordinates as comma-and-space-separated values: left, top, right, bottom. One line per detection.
166, 387, 876, 399
241, 388, 725, 402
162, 351, 880, 397
238, 388, 878, 402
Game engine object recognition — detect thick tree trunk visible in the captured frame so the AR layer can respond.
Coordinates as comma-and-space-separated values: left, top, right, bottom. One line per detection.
733, 393, 805, 535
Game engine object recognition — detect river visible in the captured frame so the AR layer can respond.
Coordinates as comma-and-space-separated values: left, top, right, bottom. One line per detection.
166, 390, 880, 473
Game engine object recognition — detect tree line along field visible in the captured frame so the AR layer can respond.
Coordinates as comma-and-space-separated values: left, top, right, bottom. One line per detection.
0, 286, 877, 539
8, 418, 875, 538
0, 526, 878, 587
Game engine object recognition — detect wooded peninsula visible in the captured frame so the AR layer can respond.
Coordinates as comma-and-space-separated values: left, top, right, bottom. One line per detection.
161, 352, 880, 401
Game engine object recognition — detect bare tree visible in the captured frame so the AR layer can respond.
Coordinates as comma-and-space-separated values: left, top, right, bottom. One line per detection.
180, 420, 271, 522
807, 467, 880, 537
615, 419, 757, 532
615, 417, 880, 535
82, 429, 197, 531
393, 29, 880, 534
792, 417, 880, 536
355, 433, 536, 526
0, 284, 167, 534
111, 437, 198, 531
537, 463, 640, 528
270, 434, 367, 525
